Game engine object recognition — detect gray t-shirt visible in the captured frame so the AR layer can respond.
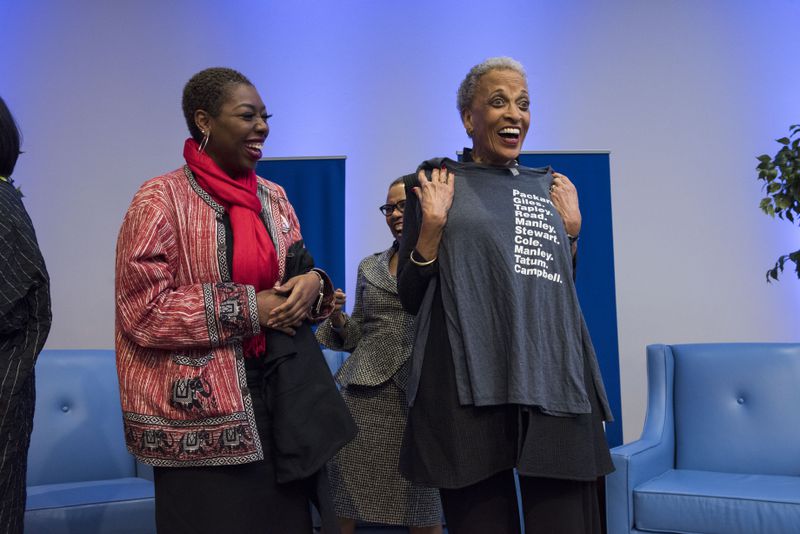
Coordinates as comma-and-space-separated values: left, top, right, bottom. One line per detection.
412, 157, 611, 418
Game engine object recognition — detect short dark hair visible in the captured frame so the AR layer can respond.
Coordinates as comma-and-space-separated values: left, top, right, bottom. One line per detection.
0, 96, 21, 177
182, 67, 253, 141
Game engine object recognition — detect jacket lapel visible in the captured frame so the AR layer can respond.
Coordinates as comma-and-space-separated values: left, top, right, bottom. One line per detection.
361, 248, 397, 295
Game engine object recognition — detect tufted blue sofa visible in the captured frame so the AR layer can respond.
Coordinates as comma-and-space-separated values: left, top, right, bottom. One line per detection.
25, 349, 156, 534
24, 348, 352, 534
606, 343, 800, 534
24, 348, 416, 533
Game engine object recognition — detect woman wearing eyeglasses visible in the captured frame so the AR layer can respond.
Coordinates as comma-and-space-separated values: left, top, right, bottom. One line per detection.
316, 178, 443, 534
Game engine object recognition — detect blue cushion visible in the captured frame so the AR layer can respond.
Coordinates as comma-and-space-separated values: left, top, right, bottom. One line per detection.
26, 501, 155, 534
672, 344, 800, 475
27, 350, 136, 486
634, 469, 800, 534
27, 477, 154, 510
26, 478, 155, 534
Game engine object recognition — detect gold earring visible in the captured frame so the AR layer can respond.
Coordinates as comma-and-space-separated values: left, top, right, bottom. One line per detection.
198, 130, 210, 153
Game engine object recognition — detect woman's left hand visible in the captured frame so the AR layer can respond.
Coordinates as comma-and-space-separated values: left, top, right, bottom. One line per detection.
329, 289, 347, 329
550, 172, 581, 238
267, 272, 320, 328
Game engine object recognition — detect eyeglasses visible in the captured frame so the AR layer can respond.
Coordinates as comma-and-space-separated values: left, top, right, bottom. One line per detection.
379, 200, 406, 217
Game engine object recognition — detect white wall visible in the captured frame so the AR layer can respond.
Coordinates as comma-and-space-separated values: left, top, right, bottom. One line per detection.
2, 0, 798, 442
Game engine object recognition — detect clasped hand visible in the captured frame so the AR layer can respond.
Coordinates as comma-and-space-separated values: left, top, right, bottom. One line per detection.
330, 288, 347, 329
256, 272, 321, 336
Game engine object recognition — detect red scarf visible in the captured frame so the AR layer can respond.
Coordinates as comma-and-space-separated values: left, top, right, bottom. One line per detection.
184, 138, 278, 358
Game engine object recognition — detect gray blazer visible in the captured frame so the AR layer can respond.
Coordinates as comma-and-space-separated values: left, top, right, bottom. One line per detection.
316, 247, 413, 389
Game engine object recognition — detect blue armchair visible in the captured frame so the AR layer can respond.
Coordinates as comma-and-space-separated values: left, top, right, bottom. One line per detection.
606, 343, 800, 534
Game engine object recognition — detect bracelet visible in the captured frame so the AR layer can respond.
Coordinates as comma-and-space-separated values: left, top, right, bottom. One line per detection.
309, 270, 325, 314
410, 250, 437, 266
567, 233, 579, 245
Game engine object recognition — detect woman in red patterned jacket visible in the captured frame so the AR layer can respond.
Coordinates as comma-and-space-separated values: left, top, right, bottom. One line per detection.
115, 67, 355, 533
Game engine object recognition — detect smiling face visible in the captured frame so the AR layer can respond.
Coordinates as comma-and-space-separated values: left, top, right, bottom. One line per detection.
384, 183, 406, 241
462, 68, 530, 166
195, 83, 269, 177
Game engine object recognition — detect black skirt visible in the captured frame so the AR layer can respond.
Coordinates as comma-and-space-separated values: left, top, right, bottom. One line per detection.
399, 286, 614, 489
153, 365, 315, 534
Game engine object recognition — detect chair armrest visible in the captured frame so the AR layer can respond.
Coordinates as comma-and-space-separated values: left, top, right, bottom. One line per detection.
135, 462, 154, 481
606, 344, 676, 534
608, 438, 674, 533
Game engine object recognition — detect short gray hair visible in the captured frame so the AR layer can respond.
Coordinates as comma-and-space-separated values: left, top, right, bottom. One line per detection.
456, 57, 527, 117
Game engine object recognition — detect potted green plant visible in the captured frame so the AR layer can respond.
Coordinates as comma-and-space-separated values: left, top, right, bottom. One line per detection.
757, 124, 800, 281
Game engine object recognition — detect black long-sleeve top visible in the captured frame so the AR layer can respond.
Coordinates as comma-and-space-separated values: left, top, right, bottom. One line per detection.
396, 175, 438, 315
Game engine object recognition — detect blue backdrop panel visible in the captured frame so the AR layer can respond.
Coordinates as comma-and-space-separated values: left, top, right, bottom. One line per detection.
256, 157, 346, 291
518, 152, 622, 446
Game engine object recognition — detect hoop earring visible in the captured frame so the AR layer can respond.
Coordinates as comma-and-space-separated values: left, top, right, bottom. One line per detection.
198, 130, 210, 153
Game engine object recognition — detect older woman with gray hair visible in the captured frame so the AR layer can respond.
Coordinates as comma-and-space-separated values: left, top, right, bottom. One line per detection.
396, 57, 614, 533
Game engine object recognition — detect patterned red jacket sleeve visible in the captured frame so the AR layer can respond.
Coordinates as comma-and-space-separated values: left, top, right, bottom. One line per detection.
115, 197, 260, 350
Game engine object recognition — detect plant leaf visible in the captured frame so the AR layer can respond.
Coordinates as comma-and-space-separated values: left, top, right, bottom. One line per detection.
768, 266, 779, 280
